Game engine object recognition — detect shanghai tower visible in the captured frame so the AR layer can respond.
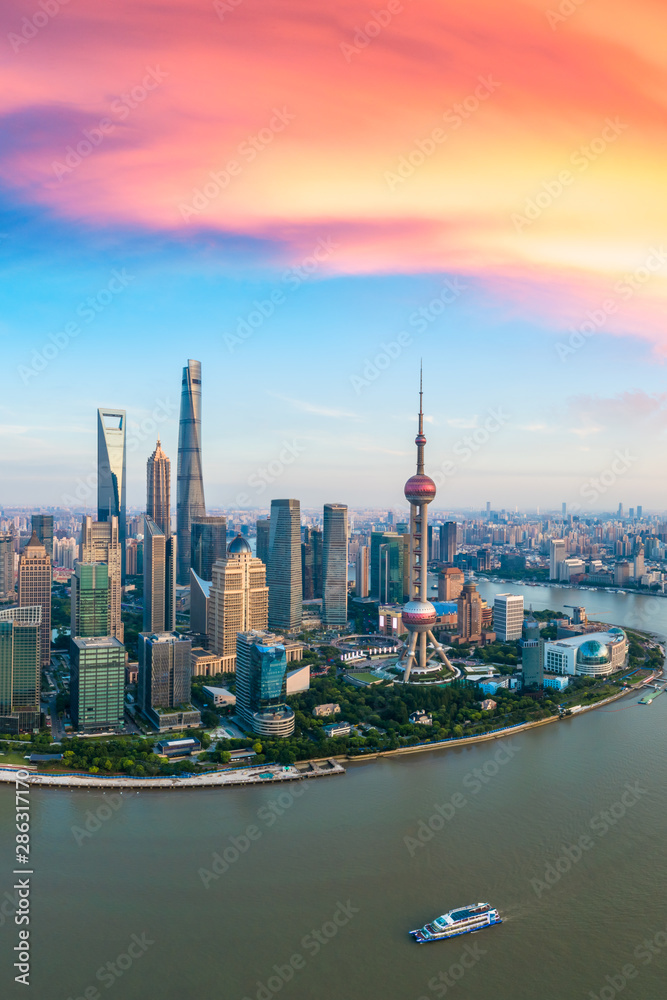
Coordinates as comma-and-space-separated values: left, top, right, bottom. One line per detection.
176, 359, 206, 584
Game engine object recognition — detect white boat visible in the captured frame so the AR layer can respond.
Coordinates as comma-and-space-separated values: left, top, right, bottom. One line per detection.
410, 902, 501, 943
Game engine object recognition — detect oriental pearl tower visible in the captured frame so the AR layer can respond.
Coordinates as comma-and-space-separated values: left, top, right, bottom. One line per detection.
401, 371, 455, 682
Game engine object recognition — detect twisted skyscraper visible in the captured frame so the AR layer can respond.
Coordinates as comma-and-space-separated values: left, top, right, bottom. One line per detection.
176, 360, 206, 584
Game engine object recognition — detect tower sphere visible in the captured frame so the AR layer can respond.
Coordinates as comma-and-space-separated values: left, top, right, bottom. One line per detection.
404, 473, 436, 505
415, 433, 427, 446
402, 600, 437, 632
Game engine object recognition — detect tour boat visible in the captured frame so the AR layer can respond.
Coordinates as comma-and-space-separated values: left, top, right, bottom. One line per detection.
410, 902, 501, 943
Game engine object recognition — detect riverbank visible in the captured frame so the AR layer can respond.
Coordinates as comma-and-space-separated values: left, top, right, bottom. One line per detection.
2, 675, 654, 790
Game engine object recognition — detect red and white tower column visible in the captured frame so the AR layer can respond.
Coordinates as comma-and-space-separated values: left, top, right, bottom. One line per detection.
401, 373, 455, 682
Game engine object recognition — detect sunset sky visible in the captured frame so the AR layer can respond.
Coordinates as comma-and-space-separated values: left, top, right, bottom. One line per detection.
2, 0, 667, 511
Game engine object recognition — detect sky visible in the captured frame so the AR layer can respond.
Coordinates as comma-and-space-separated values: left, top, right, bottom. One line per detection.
1, 0, 667, 513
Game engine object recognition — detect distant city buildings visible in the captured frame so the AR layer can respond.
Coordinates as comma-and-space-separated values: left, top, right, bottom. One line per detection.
176, 359, 206, 585
18, 531, 51, 667
0, 605, 41, 733
550, 539, 566, 580
267, 499, 303, 632
322, 503, 348, 628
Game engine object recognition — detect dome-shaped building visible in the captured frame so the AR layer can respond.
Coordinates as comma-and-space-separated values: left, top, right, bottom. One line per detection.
227, 533, 252, 555
577, 639, 611, 675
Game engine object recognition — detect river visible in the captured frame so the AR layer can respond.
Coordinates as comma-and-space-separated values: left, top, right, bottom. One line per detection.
0, 591, 666, 1000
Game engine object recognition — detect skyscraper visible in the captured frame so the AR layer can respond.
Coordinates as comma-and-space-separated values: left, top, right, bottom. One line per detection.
256, 518, 270, 566
236, 631, 295, 737
267, 499, 302, 632
370, 531, 404, 604
520, 612, 543, 688
355, 545, 369, 598
31, 514, 54, 560
440, 521, 457, 564
80, 515, 123, 641
0, 533, 14, 600
71, 563, 110, 637
138, 631, 200, 730
0, 605, 41, 733
70, 636, 125, 733
550, 539, 566, 580
190, 516, 227, 580
493, 593, 524, 641
143, 516, 176, 633
322, 504, 348, 628
456, 582, 483, 640
400, 376, 454, 681
147, 439, 171, 535
209, 535, 269, 670
177, 359, 206, 584
97, 408, 127, 581
18, 532, 51, 667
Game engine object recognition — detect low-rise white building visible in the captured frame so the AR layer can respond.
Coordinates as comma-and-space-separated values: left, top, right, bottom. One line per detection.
543, 628, 627, 678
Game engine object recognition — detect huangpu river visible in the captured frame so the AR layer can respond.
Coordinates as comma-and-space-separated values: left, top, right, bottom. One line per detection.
1, 585, 666, 1000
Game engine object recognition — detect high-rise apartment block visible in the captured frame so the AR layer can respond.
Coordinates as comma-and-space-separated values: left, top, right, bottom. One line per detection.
0, 533, 14, 600
190, 516, 227, 581
31, 514, 54, 559
236, 630, 296, 737
256, 518, 270, 566
18, 531, 51, 667
267, 499, 302, 632
322, 504, 348, 628
80, 515, 123, 641
98, 408, 127, 580
456, 582, 482, 641
355, 545, 369, 598
0, 606, 41, 733
143, 516, 176, 633
177, 360, 206, 584
209, 535, 269, 671
147, 439, 171, 535
138, 631, 200, 731
70, 636, 125, 732
493, 593, 524, 641
440, 521, 457, 564
71, 563, 110, 638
